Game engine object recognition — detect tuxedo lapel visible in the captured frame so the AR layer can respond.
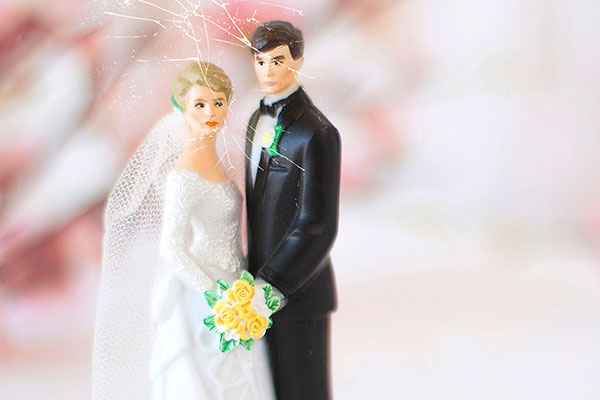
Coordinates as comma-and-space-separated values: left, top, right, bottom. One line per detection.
253, 148, 268, 205
277, 87, 310, 132
248, 88, 309, 215
245, 109, 260, 207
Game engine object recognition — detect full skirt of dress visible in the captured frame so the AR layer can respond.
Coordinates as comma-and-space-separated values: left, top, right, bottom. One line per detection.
150, 271, 276, 400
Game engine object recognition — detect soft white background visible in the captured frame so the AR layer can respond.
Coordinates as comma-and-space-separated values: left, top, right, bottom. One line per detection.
1, 0, 600, 399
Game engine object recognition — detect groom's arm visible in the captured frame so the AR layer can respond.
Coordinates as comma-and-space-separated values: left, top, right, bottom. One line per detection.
258, 123, 341, 297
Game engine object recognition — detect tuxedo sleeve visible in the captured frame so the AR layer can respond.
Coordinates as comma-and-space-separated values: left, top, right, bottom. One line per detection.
259, 124, 341, 296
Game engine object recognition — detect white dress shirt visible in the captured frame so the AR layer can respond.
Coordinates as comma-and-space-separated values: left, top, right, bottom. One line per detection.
250, 83, 300, 186
249, 85, 299, 305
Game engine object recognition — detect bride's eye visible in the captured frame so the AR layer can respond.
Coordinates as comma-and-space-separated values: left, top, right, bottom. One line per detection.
215, 101, 223, 107
195, 102, 205, 108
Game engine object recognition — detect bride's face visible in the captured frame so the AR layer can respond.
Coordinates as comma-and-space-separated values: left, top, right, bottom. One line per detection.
183, 85, 228, 138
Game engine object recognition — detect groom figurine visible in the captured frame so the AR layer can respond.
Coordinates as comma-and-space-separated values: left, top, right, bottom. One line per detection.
245, 20, 341, 400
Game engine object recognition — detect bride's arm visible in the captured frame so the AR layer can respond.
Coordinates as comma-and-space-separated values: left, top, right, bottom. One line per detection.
160, 174, 213, 292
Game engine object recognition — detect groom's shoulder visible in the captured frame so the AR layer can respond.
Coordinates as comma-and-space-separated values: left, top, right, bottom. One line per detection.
293, 91, 337, 136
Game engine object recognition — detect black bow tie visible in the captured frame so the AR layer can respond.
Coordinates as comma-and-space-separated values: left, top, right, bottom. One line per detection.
259, 97, 289, 118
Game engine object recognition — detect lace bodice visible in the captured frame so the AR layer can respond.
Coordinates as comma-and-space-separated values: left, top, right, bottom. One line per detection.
159, 168, 244, 292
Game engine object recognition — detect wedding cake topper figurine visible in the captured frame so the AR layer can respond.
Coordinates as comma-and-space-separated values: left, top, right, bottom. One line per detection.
93, 19, 340, 400
245, 20, 342, 400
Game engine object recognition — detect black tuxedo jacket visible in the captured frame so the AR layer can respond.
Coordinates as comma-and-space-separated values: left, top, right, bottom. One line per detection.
245, 87, 340, 320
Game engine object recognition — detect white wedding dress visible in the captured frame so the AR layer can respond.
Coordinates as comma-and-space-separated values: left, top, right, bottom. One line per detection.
149, 167, 275, 400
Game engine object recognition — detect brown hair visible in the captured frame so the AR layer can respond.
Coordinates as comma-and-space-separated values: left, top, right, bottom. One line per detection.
172, 61, 233, 108
250, 20, 304, 60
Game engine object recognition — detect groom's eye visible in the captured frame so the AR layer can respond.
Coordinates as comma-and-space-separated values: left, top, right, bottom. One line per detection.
257, 61, 265, 66
274, 60, 282, 66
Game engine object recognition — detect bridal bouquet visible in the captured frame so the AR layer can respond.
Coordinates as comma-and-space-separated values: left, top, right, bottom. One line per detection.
203, 271, 281, 353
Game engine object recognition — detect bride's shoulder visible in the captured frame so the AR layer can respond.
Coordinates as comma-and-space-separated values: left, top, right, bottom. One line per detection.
167, 167, 198, 184
165, 167, 200, 192
175, 151, 229, 184
163, 168, 203, 209
167, 167, 228, 189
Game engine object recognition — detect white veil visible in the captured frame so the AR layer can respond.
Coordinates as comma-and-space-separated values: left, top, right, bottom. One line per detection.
92, 111, 188, 399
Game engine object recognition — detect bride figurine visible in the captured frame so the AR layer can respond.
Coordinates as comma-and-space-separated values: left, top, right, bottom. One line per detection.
92, 62, 276, 400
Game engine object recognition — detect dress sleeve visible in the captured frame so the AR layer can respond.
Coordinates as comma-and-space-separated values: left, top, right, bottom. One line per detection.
160, 173, 213, 292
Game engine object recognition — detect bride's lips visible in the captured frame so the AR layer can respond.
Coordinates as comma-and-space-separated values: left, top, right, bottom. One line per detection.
205, 121, 218, 127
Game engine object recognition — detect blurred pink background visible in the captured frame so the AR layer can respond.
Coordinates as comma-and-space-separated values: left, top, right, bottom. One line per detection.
1, 0, 600, 399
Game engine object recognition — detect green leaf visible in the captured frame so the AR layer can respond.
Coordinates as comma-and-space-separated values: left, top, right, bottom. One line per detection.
203, 314, 218, 333
268, 126, 283, 156
267, 317, 273, 329
217, 279, 232, 291
262, 284, 272, 300
266, 296, 281, 312
219, 334, 239, 354
240, 338, 255, 351
240, 270, 255, 286
204, 290, 219, 308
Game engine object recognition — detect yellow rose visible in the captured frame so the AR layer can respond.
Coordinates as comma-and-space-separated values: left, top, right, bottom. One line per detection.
215, 306, 240, 331
232, 305, 253, 342
237, 326, 250, 341
245, 311, 269, 339
233, 302, 252, 317
225, 316, 240, 331
213, 299, 231, 314
231, 280, 255, 305
225, 289, 236, 303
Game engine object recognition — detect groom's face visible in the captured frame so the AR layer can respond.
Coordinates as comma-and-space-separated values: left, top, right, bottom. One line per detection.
254, 45, 303, 96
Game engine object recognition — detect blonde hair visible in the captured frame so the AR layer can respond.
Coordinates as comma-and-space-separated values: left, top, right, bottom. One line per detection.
172, 62, 233, 108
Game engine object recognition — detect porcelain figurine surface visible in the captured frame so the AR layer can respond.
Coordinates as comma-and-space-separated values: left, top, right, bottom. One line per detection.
245, 20, 341, 400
